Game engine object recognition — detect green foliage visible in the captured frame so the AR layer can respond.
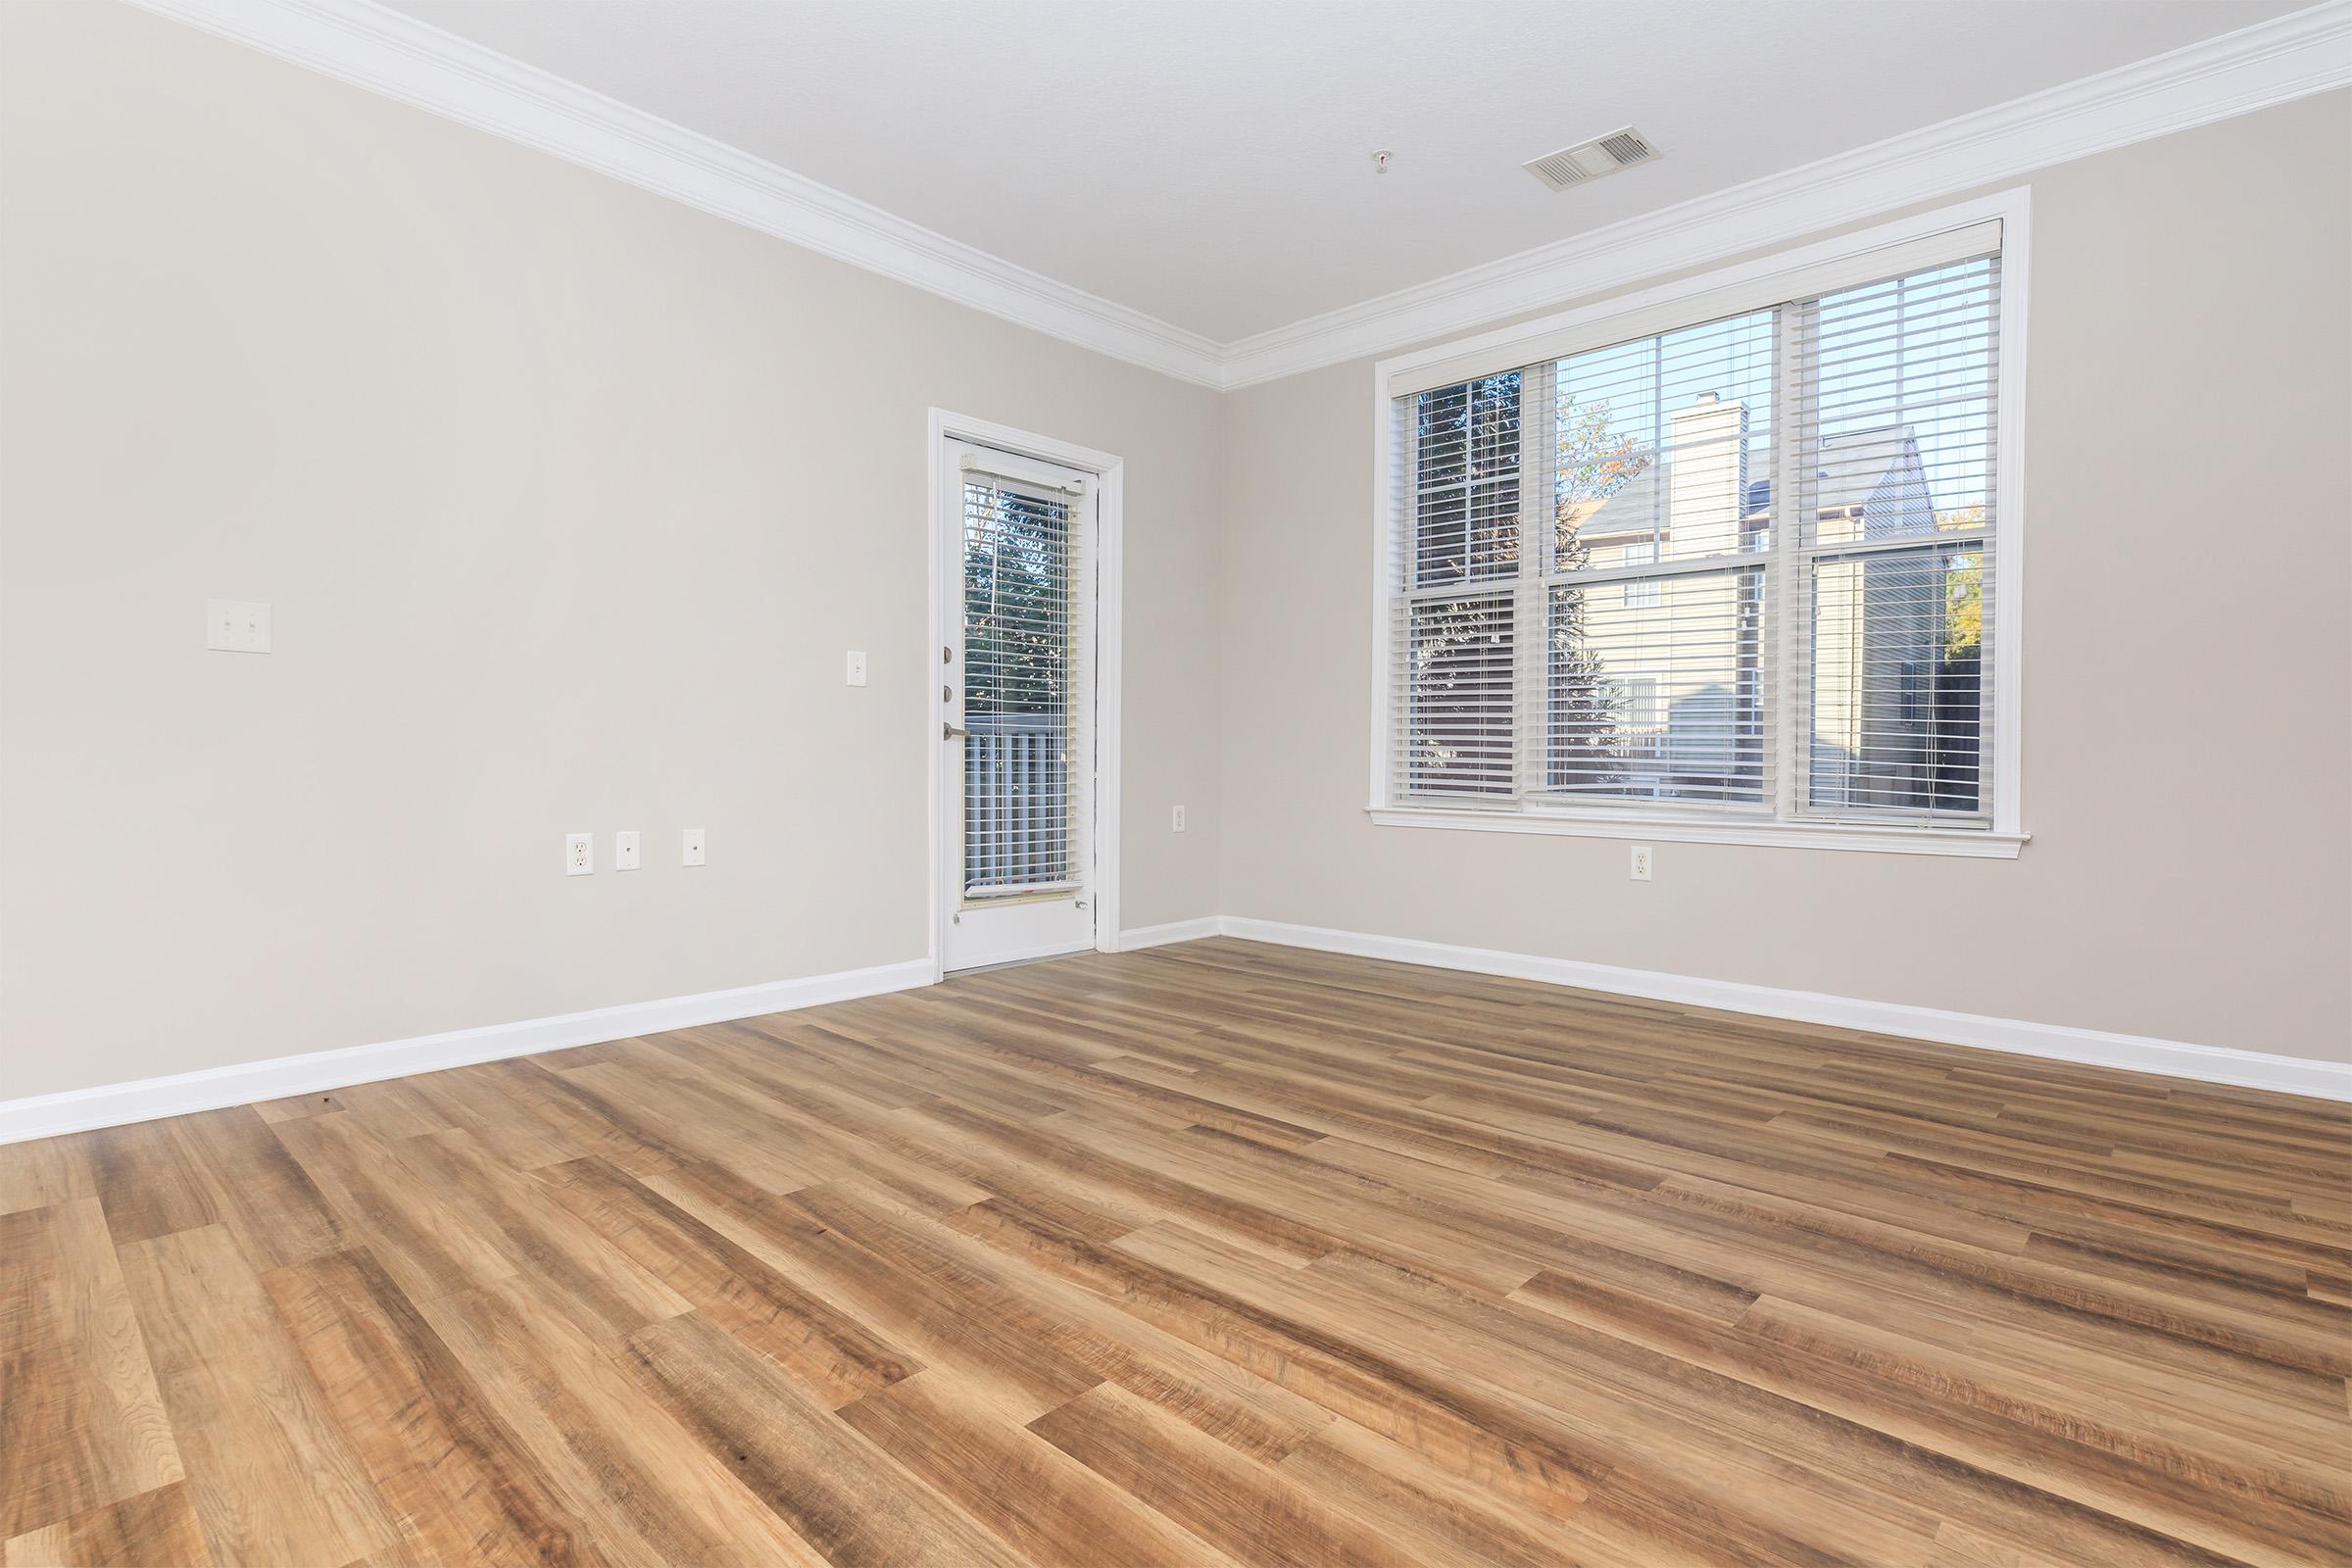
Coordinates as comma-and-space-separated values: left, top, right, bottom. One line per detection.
963, 486, 1068, 715
1558, 400, 1653, 512
1936, 509, 1985, 660
1548, 401, 1652, 780
1404, 381, 1651, 791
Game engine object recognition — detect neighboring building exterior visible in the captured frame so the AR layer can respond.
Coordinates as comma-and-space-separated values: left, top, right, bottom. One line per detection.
1807, 426, 1965, 813
1556, 395, 1969, 812
1554, 393, 1762, 802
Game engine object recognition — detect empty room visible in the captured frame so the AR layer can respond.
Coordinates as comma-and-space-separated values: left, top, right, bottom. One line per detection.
3, 1, 2348, 1564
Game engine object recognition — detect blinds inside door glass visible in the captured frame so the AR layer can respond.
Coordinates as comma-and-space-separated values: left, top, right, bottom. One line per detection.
1383, 237, 2002, 829
962, 475, 1073, 893
1792, 254, 1999, 823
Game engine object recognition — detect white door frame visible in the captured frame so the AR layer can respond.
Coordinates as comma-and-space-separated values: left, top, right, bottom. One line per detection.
926, 408, 1123, 982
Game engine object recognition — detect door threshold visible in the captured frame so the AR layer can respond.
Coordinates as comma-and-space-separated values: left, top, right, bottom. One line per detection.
945, 948, 1094, 977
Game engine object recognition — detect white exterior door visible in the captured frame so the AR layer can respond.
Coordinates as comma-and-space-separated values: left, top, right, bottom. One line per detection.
939, 440, 1099, 971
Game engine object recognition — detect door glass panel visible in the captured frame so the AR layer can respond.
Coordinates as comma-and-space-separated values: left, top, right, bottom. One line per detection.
961, 477, 1072, 896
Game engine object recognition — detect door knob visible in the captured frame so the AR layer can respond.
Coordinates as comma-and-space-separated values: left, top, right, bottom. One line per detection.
943, 721, 968, 739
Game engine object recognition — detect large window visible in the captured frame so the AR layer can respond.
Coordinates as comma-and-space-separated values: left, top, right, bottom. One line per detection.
1375, 203, 2024, 855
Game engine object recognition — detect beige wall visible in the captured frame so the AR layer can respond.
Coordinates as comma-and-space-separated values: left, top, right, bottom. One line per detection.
0, 2, 1222, 1100
6, 6, 2344, 1103
1217, 90, 2352, 1064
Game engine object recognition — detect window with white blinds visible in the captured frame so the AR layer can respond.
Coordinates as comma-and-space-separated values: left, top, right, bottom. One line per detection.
1376, 207, 2022, 852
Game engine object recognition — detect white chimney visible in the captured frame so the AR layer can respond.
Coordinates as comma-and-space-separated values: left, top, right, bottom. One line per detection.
1667, 394, 1746, 558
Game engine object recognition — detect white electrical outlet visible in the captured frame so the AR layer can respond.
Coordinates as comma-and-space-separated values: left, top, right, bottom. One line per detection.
205, 599, 271, 653
682, 827, 706, 866
1172, 804, 1187, 833
845, 650, 867, 687
564, 832, 594, 876
1630, 844, 1654, 881
614, 830, 641, 871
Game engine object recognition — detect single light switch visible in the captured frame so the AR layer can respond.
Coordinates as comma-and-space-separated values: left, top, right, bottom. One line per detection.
206, 600, 271, 653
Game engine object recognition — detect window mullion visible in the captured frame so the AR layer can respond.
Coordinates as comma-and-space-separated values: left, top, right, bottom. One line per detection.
1771, 301, 1811, 823
1385, 398, 1419, 810
1513, 360, 1553, 801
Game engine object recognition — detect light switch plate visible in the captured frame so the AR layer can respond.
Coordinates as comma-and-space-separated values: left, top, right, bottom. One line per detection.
682, 827, 706, 866
206, 599, 270, 653
614, 830, 641, 871
565, 832, 594, 876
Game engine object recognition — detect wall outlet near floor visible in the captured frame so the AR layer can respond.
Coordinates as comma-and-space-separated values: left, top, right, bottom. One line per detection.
1172, 804, 1187, 833
565, 832, 594, 876
845, 650, 867, 687
1630, 844, 1654, 881
205, 599, 270, 653
682, 827, 706, 866
613, 830, 641, 871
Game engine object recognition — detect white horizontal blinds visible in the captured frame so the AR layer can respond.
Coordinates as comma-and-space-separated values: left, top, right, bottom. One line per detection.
1412, 372, 1523, 587
961, 474, 1073, 894
1544, 308, 1776, 804
1793, 253, 2000, 823
1381, 222, 2005, 833
1393, 372, 1525, 799
1547, 570, 1767, 803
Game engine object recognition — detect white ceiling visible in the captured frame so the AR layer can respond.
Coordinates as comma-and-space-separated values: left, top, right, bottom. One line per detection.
379, 0, 2303, 344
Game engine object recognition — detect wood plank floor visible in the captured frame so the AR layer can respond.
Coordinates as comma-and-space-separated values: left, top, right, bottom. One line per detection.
3, 937, 2347, 1566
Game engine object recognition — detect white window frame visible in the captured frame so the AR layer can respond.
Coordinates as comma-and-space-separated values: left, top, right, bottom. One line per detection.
1617, 542, 1661, 608
1366, 192, 2030, 858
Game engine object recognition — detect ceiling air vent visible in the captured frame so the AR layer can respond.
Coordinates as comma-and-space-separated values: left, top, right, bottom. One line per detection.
1524, 126, 1658, 192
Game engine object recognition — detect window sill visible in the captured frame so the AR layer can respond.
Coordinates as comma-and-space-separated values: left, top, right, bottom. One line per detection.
1366, 805, 2029, 858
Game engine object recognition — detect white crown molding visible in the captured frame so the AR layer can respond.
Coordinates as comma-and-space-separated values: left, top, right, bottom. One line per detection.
118, 0, 2352, 392
1213, 918, 2352, 1102
1217, 0, 2352, 387
120, 0, 1228, 387
0, 956, 932, 1145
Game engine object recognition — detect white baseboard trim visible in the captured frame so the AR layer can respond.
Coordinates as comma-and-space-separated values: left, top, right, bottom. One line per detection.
0, 957, 934, 1146
1213, 916, 2352, 1102
13, 914, 2342, 1145
1117, 916, 1223, 951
